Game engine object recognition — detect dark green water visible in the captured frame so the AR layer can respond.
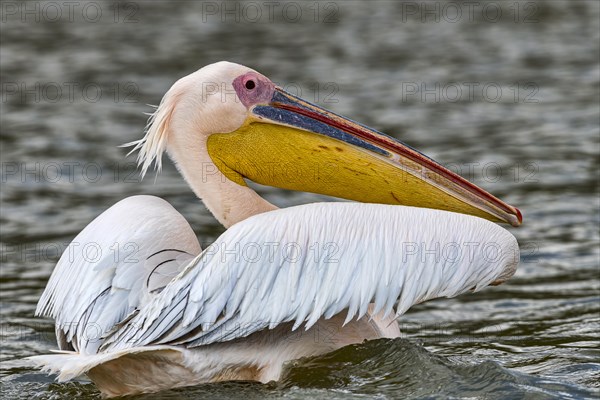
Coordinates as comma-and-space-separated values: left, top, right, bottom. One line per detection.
1, 1, 599, 398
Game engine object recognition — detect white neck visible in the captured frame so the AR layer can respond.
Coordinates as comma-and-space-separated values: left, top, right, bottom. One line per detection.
167, 132, 277, 229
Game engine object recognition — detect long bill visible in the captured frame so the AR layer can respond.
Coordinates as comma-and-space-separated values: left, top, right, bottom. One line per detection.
207, 88, 522, 227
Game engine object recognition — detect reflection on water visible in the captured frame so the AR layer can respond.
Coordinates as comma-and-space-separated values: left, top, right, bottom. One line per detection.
1, 0, 599, 399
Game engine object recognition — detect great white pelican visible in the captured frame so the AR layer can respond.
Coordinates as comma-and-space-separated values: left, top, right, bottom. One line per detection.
29, 61, 522, 397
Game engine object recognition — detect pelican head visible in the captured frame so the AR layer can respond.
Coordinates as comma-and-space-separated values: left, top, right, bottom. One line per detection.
130, 61, 522, 228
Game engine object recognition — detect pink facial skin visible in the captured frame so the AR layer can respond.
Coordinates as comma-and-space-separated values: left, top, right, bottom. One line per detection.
232, 72, 276, 109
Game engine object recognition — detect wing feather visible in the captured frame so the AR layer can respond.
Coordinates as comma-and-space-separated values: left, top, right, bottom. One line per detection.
100, 203, 519, 352
35, 195, 200, 354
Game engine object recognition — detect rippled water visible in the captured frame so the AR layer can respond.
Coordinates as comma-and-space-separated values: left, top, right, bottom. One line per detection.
1, 0, 599, 399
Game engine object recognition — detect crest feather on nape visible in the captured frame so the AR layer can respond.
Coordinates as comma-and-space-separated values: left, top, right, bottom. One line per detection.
121, 88, 180, 179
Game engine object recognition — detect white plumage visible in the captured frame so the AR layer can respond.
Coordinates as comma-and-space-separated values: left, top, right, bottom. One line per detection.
31, 196, 518, 396
35, 196, 200, 355
104, 200, 518, 350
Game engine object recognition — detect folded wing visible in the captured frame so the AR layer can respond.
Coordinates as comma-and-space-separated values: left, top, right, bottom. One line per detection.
101, 203, 519, 352
35, 195, 201, 354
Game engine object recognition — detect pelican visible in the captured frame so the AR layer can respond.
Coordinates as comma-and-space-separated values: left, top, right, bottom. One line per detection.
29, 61, 522, 397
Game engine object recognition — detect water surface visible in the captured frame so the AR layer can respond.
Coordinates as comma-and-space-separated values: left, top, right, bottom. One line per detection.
1, 1, 599, 398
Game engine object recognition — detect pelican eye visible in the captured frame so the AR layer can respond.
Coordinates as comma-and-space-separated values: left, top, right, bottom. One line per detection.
245, 80, 256, 90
